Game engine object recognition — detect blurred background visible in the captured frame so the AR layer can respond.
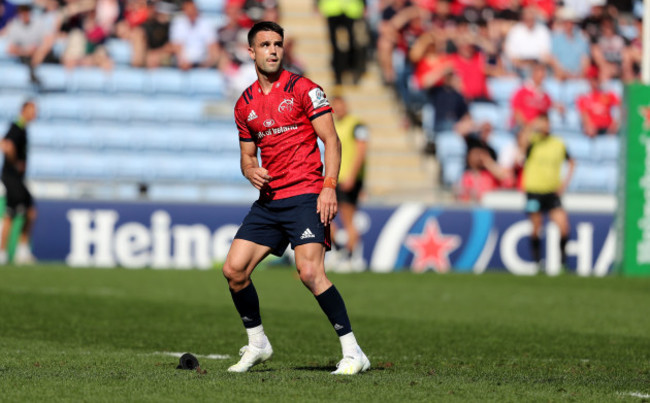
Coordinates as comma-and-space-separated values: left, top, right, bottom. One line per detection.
0, 0, 643, 274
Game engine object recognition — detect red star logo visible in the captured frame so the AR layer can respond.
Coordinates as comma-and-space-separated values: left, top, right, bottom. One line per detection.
405, 219, 461, 273
639, 106, 650, 130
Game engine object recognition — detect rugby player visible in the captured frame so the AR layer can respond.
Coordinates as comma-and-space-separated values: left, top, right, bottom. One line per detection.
521, 113, 575, 269
223, 21, 370, 375
0, 100, 38, 265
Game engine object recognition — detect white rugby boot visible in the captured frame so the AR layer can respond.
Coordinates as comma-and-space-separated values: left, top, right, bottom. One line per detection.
227, 339, 273, 373
331, 347, 370, 375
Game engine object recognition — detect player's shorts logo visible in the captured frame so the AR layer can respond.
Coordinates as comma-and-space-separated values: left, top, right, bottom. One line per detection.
278, 98, 294, 113
263, 119, 275, 128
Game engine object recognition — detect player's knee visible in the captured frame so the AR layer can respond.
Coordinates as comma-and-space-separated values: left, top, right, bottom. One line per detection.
222, 262, 247, 287
297, 262, 324, 288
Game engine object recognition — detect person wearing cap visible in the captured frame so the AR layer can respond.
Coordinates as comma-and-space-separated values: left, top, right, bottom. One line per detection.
576, 67, 620, 136
550, 7, 590, 80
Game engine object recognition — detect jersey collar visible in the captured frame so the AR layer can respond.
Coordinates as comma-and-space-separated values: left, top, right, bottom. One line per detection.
254, 69, 290, 95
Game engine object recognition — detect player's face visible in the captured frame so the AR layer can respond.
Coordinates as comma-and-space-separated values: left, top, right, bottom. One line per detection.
249, 31, 284, 76
534, 117, 550, 135
23, 103, 37, 122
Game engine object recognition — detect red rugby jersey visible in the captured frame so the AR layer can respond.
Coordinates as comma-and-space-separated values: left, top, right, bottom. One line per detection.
234, 69, 332, 200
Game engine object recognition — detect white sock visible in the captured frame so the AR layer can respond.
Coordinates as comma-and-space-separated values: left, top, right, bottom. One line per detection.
0, 249, 6, 262
246, 325, 267, 349
17, 243, 30, 256
340, 332, 360, 358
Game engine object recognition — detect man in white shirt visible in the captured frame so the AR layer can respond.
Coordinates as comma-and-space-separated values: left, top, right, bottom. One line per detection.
503, 7, 551, 76
170, 0, 220, 70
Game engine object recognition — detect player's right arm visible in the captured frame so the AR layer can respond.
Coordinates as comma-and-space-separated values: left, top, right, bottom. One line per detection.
240, 140, 271, 190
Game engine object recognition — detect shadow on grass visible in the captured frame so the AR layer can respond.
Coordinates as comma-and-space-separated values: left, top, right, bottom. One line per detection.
293, 365, 337, 372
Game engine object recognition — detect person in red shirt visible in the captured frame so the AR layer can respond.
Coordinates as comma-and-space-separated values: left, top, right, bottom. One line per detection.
576, 67, 621, 136
450, 36, 491, 102
510, 62, 554, 130
224, 21, 370, 375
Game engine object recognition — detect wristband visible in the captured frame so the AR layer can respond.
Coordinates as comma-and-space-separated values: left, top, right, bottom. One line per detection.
323, 177, 337, 189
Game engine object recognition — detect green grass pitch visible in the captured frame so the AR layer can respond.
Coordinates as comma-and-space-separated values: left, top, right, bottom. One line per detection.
0, 264, 649, 402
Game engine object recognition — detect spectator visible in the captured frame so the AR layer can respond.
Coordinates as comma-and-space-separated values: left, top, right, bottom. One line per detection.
576, 67, 621, 137
510, 62, 555, 131
5, 4, 59, 74
170, 0, 220, 70
503, 6, 551, 76
550, 7, 590, 80
450, 35, 492, 102
218, 3, 250, 69
376, 2, 422, 85
455, 120, 504, 202
317, 0, 368, 84
131, 1, 174, 68
62, 9, 114, 70
581, 0, 606, 43
591, 17, 633, 81
282, 37, 305, 76
521, 0, 554, 21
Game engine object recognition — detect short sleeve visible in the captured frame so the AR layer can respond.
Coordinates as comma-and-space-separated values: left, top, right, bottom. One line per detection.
234, 103, 253, 142
298, 79, 332, 121
353, 124, 369, 141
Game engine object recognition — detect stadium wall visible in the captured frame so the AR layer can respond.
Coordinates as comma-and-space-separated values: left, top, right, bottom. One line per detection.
30, 199, 614, 276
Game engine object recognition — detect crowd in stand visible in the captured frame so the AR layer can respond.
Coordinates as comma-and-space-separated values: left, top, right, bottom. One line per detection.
0, 0, 306, 80
375, 0, 642, 201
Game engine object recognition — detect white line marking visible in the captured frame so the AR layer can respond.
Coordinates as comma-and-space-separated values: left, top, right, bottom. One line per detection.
153, 351, 230, 360
627, 392, 650, 399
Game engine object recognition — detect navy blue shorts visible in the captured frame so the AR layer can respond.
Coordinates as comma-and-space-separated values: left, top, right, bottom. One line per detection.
234, 194, 331, 256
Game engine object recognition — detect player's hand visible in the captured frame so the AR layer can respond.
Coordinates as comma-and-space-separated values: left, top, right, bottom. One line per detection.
317, 188, 337, 225
245, 167, 272, 190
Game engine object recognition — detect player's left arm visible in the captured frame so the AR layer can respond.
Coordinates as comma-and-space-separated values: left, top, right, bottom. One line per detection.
312, 112, 341, 225
341, 124, 369, 191
559, 151, 575, 196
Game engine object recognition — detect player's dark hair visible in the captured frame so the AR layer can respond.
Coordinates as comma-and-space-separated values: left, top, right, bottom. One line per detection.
248, 21, 284, 47
537, 113, 549, 121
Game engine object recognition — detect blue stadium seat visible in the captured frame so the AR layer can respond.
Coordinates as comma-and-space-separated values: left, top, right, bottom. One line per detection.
0, 94, 27, 120
488, 132, 515, 155
138, 126, 183, 151
85, 97, 129, 122
29, 122, 61, 149
188, 69, 226, 98
563, 136, 592, 161
204, 185, 258, 202
469, 102, 502, 128
550, 109, 582, 132
154, 98, 204, 123
105, 39, 133, 66
194, 0, 225, 14
69, 68, 109, 93
99, 125, 145, 151
487, 77, 521, 105
55, 124, 97, 149
26, 150, 71, 179
114, 153, 156, 181
543, 78, 562, 104
108, 67, 150, 93
150, 68, 189, 94
39, 95, 87, 121
72, 153, 116, 179
0, 36, 14, 63
435, 132, 466, 161
193, 157, 241, 182
125, 97, 159, 122
441, 158, 465, 186
592, 136, 620, 162
563, 79, 590, 106
2, 63, 32, 90
150, 154, 194, 181
568, 163, 617, 193
36, 64, 68, 91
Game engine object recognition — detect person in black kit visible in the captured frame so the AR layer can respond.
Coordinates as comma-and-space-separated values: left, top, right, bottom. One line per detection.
0, 101, 37, 265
